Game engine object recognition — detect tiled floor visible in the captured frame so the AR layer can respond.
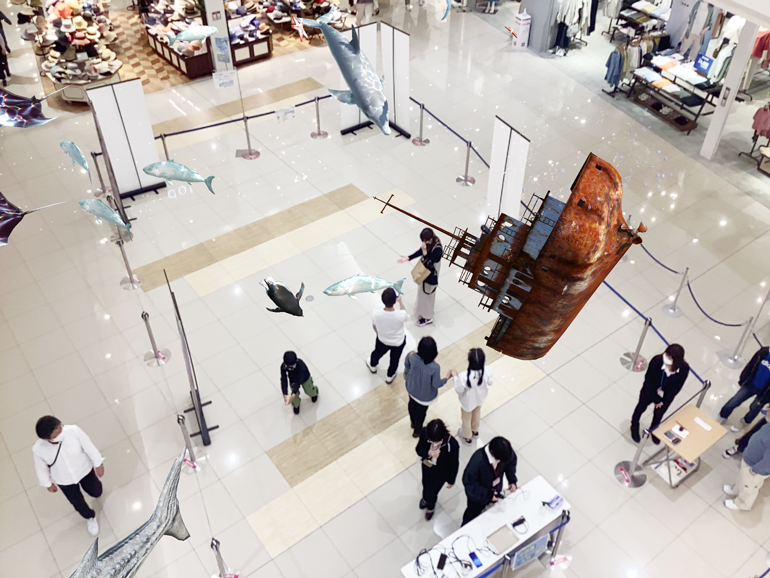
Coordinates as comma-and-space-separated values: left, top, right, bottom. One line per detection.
2, 0, 770, 578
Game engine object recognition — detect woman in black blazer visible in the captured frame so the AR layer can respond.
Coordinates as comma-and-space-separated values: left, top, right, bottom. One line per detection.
415, 419, 459, 521
630, 343, 690, 443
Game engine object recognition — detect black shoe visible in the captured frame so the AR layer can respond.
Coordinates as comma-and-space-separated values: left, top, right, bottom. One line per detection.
293, 406, 300, 415
311, 395, 318, 402
2, 80, 5, 87
419, 499, 427, 510
374, 7, 380, 14
652, 436, 660, 445
425, 510, 434, 521
631, 428, 641, 443
412, 430, 420, 438
472, 431, 479, 437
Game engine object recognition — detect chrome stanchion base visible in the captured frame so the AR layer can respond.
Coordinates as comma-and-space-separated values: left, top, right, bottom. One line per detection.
211, 573, 239, 578
311, 130, 329, 139
718, 349, 747, 369
456, 175, 476, 187
144, 348, 171, 367
620, 352, 647, 371
120, 275, 142, 290
549, 555, 572, 571
614, 461, 647, 488
235, 149, 260, 160
412, 137, 430, 146
662, 303, 684, 318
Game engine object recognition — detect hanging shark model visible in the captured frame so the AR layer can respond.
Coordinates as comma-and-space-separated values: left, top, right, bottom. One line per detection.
297, 8, 391, 136
323, 274, 405, 299
78, 199, 133, 240
69, 448, 190, 578
142, 161, 215, 194
61, 141, 91, 182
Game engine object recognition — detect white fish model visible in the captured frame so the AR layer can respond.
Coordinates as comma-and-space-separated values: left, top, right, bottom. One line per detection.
297, 8, 390, 135
142, 161, 215, 194
165, 25, 218, 46
68, 448, 189, 578
78, 199, 132, 240
324, 274, 405, 299
61, 141, 91, 182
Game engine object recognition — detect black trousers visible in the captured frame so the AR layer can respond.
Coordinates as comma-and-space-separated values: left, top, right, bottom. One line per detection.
461, 499, 489, 526
421, 464, 447, 510
408, 398, 429, 435
370, 337, 406, 378
59, 469, 102, 519
631, 395, 669, 438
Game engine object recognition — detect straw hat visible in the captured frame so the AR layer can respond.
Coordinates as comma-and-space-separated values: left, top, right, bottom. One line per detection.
19, 6, 35, 15
99, 47, 115, 61
101, 29, 116, 43
10, 0, 26, 5
48, 48, 62, 59
86, 25, 99, 40
66, 0, 80, 13
41, 59, 55, 71
107, 58, 121, 72
60, 18, 75, 32
73, 15, 87, 29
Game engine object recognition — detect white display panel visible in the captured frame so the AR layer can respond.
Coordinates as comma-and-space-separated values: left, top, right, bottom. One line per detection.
114, 81, 163, 190
488, 116, 530, 220
339, 22, 378, 133
381, 22, 410, 136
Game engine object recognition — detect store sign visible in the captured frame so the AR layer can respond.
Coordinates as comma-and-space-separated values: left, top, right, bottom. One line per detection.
213, 70, 237, 89
276, 107, 295, 123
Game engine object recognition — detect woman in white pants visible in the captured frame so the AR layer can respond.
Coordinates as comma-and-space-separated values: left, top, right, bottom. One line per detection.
454, 348, 493, 444
356, 0, 373, 25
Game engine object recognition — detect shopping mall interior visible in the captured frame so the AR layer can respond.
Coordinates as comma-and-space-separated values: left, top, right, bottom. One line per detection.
1, 0, 770, 576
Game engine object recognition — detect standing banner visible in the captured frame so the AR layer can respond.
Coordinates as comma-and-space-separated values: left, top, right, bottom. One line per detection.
380, 22, 411, 138
339, 22, 378, 134
88, 79, 165, 199
488, 116, 530, 220
206, 2, 233, 72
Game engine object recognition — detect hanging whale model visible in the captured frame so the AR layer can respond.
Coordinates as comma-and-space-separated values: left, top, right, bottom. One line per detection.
165, 25, 218, 46
68, 448, 189, 578
60, 141, 91, 182
78, 199, 133, 240
142, 161, 216, 194
261, 277, 305, 316
323, 274, 405, 299
297, 8, 390, 135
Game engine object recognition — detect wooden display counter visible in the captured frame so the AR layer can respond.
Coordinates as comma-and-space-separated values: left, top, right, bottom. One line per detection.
146, 33, 214, 79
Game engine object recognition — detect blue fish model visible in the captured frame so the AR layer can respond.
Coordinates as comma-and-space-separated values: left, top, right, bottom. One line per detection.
324, 274, 405, 299
442, 0, 451, 20
298, 8, 390, 136
142, 161, 215, 194
61, 141, 91, 182
78, 199, 133, 240
165, 25, 218, 46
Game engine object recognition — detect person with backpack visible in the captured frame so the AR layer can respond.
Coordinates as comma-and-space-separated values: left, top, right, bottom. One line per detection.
454, 348, 493, 444
719, 346, 770, 432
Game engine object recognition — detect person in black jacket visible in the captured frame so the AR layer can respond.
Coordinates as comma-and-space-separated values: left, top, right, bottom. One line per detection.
719, 346, 770, 431
630, 344, 690, 444
398, 227, 442, 327
461, 436, 517, 526
415, 419, 459, 521
280, 351, 318, 415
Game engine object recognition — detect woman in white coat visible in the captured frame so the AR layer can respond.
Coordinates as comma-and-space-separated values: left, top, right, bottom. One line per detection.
454, 348, 493, 444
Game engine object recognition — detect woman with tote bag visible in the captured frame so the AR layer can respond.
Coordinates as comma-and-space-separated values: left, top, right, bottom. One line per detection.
398, 227, 442, 327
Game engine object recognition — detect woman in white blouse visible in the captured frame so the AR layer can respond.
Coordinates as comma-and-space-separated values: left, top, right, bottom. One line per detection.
454, 348, 493, 444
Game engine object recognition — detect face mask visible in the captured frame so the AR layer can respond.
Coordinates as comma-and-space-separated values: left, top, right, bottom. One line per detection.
663, 354, 673, 366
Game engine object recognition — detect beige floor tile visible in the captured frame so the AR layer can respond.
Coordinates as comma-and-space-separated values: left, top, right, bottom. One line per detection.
350, 384, 407, 436
294, 461, 364, 525
312, 404, 376, 458
328, 184, 369, 209
267, 428, 336, 487
254, 237, 302, 266
247, 489, 318, 558
186, 263, 236, 296
221, 248, 267, 280
378, 417, 420, 468
203, 232, 251, 261
336, 436, 404, 495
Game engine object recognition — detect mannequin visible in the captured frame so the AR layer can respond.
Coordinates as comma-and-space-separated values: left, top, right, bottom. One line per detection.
679, 1, 712, 59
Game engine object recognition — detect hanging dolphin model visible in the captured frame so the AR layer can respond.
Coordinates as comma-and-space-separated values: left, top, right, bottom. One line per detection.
442, 0, 451, 20
323, 274, 405, 299
142, 161, 215, 194
297, 8, 390, 135
61, 141, 91, 182
68, 448, 189, 578
78, 199, 133, 240
261, 277, 304, 316
165, 25, 218, 46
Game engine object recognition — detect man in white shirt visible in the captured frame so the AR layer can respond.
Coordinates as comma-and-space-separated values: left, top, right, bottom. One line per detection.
32, 416, 105, 536
365, 287, 408, 383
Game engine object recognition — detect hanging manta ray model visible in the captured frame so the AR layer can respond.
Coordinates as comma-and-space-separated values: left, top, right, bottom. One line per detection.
297, 7, 390, 135
0, 191, 64, 246
0, 88, 58, 128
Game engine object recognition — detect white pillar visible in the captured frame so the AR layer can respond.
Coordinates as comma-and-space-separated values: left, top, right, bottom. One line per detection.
700, 20, 759, 161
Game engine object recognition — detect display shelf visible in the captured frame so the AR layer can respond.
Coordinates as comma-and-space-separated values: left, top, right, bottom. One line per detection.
146, 33, 214, 78
47, 71, 121, 102
230, 34, 273, 66
631, 92, 697, 133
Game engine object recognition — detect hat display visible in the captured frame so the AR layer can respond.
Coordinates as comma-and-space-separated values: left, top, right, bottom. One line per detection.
60, 18, 75, 32
10, 0, 26, 5
21, 24, 38, 41
72, 30, 89, 44
96, 61, 110, 74
73, 15, 87, 29
19, 6, 35, 15
48, 49, 62, 59
66, 0, 80, 13
41, 59, 55, 71
86, 25, 99, 40
101, 29, 117, 43
82, 10, 94, 21
100, 47, 115, 61
52, 17, 63, 28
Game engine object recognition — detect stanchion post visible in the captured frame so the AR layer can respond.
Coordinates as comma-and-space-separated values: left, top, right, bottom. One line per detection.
236, 116, 260, 160
141, 311, 171, 367
411, 103, 430, 146
456, 140, 476, 187
91, 151, 107, 196
620, 317, 651, 371
695, 380, 711, 408
177, 414, 198, 469
719, 316, 754, 369
210, 538, 238, 578
662, 267, 689, 318
310, 96, 328, 139
116, 238, 141, 290
614, 430, 649, 488
161, 134, 170, 161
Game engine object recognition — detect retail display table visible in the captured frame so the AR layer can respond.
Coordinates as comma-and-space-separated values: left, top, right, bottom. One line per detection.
646, 404, 727, 488
400, 475, 570, 578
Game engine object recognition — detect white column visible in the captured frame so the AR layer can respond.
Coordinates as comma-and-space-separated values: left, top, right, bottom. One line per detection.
700, 20, 759, 160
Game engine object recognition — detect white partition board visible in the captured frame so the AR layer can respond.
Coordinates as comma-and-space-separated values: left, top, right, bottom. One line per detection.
381, 22, 410, 136
488, 116, 530, 220
339, 23, 378, 132
88, 79, 164, 195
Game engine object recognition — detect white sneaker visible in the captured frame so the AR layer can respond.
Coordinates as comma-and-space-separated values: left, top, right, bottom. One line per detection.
724, 499, 739, 510
457, 428, 472, 445
729, 425, 742, 433
723, 484, 736, 496
87, 517, 99, 536
365, 359, 377, 374
406, 3, 412, 10
385, 374, 396, 384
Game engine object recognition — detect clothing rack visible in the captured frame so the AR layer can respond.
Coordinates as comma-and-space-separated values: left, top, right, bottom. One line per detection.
738, 131, 768, 161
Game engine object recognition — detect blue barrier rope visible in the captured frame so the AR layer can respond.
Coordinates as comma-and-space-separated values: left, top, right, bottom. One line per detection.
685, 281, 745, 328
755, 333, 765, 347
470, 144, 490, 168
639, 244, 681, 274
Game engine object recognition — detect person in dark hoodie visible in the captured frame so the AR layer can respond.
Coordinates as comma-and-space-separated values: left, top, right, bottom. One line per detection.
415, 419, 459, 521
630, 344, 690, 444
280, 351, 318, 415
719, 346, 770, 432
461, 436, 518, 525
404, 336, 455, 437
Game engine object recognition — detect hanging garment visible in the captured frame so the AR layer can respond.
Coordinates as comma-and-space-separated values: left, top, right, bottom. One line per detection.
680, 1, 709, 58
709, 43, 735, 83
604, 0, 621, 19
605, 50, 625, 87
697, 30, 712, 57
588, 0, 598, 35
753, 107, 770, 138
722, 16, 747, 44
712, 10, 725, 38
554, 21, 570, 49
